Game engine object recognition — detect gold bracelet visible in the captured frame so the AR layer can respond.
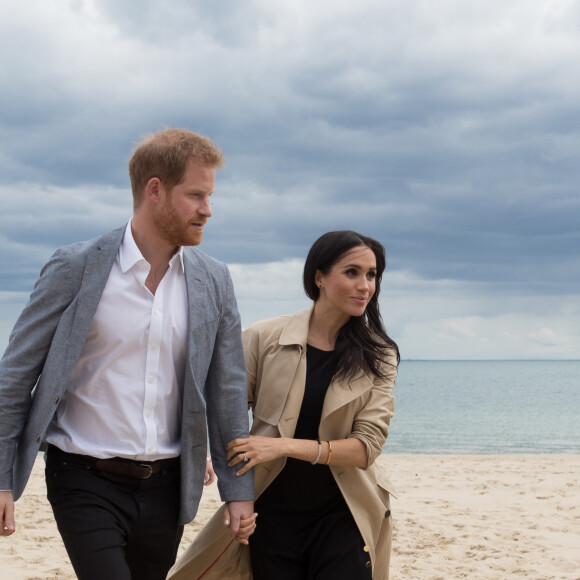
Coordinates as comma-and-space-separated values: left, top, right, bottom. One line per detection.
324, 441, 332, 465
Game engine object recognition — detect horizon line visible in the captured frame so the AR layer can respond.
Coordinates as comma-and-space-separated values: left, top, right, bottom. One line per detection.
400, 358, 580, 362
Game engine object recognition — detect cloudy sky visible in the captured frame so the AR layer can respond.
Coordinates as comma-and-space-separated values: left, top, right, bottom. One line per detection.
1, 0, 578, 360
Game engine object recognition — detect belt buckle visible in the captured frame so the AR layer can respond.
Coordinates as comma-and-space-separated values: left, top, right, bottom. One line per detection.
140, 464, 153, 479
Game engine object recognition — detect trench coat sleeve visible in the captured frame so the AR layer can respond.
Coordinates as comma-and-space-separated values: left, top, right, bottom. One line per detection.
348, 353, 398, 468
0, 249, 73, 489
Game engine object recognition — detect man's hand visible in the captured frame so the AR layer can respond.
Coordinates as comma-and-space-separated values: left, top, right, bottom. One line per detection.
223, 500, 256, 544
0, 491, 15, 537
204, 458, 216, 486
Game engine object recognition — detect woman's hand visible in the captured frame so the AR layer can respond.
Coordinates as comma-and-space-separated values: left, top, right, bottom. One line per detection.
226, 436, 287, 476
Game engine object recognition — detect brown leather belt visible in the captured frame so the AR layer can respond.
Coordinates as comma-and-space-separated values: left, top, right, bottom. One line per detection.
47, 445, 179, 480
94, 457, 179, 479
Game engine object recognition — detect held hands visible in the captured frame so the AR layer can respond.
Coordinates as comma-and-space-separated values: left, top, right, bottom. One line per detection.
223, 500, 257, 544
0, 491, 15, 537
226, 436, 286, 476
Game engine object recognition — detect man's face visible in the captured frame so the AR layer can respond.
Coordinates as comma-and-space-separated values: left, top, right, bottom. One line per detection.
153, 158, 215, 247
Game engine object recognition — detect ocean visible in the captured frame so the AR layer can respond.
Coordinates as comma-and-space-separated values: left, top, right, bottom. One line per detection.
385, 360, 580, 454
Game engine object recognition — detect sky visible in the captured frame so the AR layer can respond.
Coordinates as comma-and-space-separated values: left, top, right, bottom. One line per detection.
0, 0, 579, 360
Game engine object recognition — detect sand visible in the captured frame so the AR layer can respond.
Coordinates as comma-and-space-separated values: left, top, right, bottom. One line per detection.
1, 455, 578, 579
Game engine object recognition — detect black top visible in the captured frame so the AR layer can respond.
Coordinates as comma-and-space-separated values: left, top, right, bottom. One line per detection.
256, 344, 343, 512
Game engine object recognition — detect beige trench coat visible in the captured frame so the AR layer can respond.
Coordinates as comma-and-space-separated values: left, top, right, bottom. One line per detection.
169, 308, 398, 580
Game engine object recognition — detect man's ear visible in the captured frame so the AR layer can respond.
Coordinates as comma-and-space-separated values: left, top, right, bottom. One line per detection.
145, 177, 162, 203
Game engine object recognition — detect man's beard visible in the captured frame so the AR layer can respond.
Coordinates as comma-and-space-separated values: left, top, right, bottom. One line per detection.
153, 201, 203, 247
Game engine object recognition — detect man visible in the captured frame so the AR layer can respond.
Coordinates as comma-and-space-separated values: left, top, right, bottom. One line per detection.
0, 128, 255, 579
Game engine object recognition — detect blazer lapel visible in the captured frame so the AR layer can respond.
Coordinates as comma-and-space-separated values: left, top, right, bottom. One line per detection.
65, 227, 124, 376
184, 254, 206, 326
181, 248, 215, 402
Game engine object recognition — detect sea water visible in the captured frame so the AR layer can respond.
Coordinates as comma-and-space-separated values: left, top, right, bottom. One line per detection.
385, 360, 580, 454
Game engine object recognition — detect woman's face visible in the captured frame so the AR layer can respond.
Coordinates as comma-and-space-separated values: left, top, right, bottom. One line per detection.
316, 245, 377, 319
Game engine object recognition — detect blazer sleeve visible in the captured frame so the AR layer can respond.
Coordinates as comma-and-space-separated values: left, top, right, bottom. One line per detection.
348, 352, 398, 468
0, 248, 74, 489
204, 266, 254, 502
242, 324, 259, 412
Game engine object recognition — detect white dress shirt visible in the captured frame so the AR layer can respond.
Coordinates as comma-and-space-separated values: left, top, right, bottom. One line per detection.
46, 222, 188, 460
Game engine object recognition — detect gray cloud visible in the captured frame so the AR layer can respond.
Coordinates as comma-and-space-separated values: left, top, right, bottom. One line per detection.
1, 0, 579, 358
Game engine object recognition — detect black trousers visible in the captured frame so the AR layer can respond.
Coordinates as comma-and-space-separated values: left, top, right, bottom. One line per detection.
45, 446, 183, 580
250, 496, 373, 580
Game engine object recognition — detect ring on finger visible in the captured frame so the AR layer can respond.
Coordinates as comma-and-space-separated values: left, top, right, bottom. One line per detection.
243, 453, 249, 462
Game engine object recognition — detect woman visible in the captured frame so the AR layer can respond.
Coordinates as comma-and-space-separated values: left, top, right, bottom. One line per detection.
169, 230, 399, 580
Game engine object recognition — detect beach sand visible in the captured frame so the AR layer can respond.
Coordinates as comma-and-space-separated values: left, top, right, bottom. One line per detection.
2, 455, 578, 579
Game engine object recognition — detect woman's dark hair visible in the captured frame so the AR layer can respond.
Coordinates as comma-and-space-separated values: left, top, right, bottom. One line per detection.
303, 230, 400, 382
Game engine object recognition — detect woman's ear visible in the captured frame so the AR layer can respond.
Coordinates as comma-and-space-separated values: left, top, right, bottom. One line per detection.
315, 270, 324, 289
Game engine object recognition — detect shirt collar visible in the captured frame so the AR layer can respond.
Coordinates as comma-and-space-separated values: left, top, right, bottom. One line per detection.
120, 220, 185, 274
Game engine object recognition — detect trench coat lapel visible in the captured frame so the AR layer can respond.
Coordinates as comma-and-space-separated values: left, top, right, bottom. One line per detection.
274, 350, 306, 439
247, 309, 310, 437
271, 309, 311, 438
320, 370, 374, 424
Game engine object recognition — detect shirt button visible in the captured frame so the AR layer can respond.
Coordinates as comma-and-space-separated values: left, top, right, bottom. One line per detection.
363, 545, 370, 552
146, 412, 151, 418
148, 377, 154, 384
148, 446, 154, 452
151, 344, 157, 350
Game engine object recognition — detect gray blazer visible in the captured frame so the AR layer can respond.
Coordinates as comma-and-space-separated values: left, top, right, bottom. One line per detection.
0, 226, 253, 524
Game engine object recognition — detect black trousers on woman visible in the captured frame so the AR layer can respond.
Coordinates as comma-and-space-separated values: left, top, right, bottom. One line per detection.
45, 445, 183, 580
250, 494, 373, 580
